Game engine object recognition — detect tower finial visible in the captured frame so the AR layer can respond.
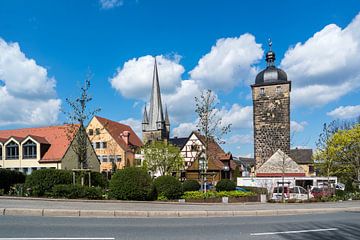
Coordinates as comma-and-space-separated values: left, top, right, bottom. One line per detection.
268, 38, 272, 51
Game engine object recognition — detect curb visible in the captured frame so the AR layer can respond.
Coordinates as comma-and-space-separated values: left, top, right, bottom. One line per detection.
2, 207, 360, 218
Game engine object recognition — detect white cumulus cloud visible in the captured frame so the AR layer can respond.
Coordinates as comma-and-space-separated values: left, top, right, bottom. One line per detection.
99, 0, 123, 9
110, 55, 184, 100
0, 38, 61, 127
227, 134, 253, 144
172, 122, 197, 138
291, 120, 308, 133
281, 13, 360, 107
220, 104, 253, 129
190, 33, 263, 91
327, 105, 360, 119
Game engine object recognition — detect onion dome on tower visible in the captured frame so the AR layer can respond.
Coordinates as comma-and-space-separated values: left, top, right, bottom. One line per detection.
255, 39, 288, 85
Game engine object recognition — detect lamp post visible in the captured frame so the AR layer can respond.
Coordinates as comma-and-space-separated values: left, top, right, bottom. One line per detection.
199, 152, 207, 193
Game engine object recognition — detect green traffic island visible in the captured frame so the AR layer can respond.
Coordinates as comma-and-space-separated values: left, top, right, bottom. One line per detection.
180, 191, 259, 203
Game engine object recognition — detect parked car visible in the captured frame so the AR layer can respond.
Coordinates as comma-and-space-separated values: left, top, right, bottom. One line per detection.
289, 186, 313, 200
235, 187, 250, 192
311, 187, 333, 198
272, 186, 290, 200
335, 183, 345, 191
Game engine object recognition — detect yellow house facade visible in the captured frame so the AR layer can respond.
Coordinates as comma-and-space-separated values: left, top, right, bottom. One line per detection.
87, 116, 143, 173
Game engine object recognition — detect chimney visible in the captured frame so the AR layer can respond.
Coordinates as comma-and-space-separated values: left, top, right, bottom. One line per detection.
121, 131, 130, 145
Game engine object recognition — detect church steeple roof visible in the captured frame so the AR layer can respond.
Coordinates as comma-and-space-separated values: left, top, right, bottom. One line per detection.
142, 105, 149, 124
165, 105, 170, 126
147, 57, 165, 130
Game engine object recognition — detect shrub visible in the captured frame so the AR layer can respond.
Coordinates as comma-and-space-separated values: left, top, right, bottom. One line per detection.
0, 169, 26, 193
241, 186, 268, 195
108, 167, 155, 200
51, 184, 102, 199
154, 175, 183, 200
181, 190, 255, 200
75, 171, 108, 188
216, 179, 236, 191
182, 180, 200, 192
25, 169, 72, 196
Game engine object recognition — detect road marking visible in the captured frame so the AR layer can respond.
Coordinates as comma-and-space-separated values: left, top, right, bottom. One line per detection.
0, 238, 115, 240
250, 228, 338, 236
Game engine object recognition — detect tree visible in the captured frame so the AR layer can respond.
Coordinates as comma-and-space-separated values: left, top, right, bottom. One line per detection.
315, 123, 360, 190
195, 89, 231, 192
143, 141, 184, 176
63, 75, 100, 171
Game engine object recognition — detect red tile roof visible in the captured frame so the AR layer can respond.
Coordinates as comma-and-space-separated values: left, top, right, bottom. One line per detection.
0, 124, 79, 162
94, 116, 143, 150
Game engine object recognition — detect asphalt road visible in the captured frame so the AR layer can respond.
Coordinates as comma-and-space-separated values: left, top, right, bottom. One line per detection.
0, 212, 359, 240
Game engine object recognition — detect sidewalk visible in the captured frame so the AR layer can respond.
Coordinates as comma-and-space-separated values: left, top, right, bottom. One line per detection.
1, 196, 359, 218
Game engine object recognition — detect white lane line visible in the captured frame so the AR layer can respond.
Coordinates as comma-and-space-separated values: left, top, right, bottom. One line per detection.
250, 228, 338, 236
0, 238, 115, 240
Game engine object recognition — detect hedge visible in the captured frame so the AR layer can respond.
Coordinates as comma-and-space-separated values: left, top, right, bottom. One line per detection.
215, 179, 236, 191
0, 169, 25, 193
50, 184, 103, 199
75, 171, 108, 188
109, 167, 156, 200
182, 180, 200, 192
154, 175, 183, 200
25, 169, 72, 196
181, 191, 256, 200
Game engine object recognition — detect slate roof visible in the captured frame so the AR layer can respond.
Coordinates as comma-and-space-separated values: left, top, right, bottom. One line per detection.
0, 125, 78, 162
234, 157, 255, 167
95, 116, 143, 150
169, 137, 187, 149
290, 148, 313, 164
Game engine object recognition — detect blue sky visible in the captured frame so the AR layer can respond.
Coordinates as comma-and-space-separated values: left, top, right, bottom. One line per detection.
0, 0, 359, 157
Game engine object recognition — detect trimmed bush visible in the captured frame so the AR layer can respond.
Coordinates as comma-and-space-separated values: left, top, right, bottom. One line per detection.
0, 169, 25, 193
75, 171, 108, 188
25, 169, 72, 196
215, 179, 236, 192
108, 167, 155, 200
241, 186, 268, 195
182, 180, 200, 192
154, 175, 183, 200
50, 184, 103, 199
181, 191, 256, 200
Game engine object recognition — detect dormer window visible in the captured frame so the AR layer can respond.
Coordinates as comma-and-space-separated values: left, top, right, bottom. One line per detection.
6, 141, 19, 160
23, 139, 37, 159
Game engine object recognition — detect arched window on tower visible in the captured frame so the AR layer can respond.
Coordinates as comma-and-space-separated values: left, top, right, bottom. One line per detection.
23, 139, 37, 159
6, 141, 19, 160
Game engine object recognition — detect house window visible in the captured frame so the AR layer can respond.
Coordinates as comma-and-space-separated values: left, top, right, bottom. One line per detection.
260, 88, 265, 96
88, 129, 94, 135
102, 155, 108, 163
95, 128, 100, 135
116, 155, 122, 162
23, 139, 37, 159
102, 142, 107, 149
96, 142, 101, 149
109, 156, 115, 163
6, 141, 19, 160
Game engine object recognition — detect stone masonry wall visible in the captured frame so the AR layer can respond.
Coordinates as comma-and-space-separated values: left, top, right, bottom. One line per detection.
252, 82, 291, 169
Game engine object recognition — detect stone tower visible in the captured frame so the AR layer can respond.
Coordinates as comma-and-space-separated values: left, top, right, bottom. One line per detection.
142, 58, 170, 144
251, 41, 291, 170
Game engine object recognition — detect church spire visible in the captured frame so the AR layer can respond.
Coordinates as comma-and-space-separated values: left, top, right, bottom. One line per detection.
165, 105, 170, 126
142, 105, 149, 124
148, 57, 164, 130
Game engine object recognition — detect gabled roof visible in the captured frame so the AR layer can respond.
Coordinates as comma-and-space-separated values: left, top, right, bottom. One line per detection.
290, 148, 313, 164
95, 116, 143, 150
256, 149, 305, 177
0, 125, 79, 162
169, 137, 188, 149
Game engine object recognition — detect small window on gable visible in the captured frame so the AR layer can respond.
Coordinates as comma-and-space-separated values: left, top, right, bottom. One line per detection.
88, 129, 94, 135
96, 142, 101, 149
102, 142, 107, 149
260, 88, 265, 96
95, 128, 100, 135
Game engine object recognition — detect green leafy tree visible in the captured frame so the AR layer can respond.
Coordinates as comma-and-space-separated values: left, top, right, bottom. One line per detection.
315, 124, 360, 190
143, 141, 184, 176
